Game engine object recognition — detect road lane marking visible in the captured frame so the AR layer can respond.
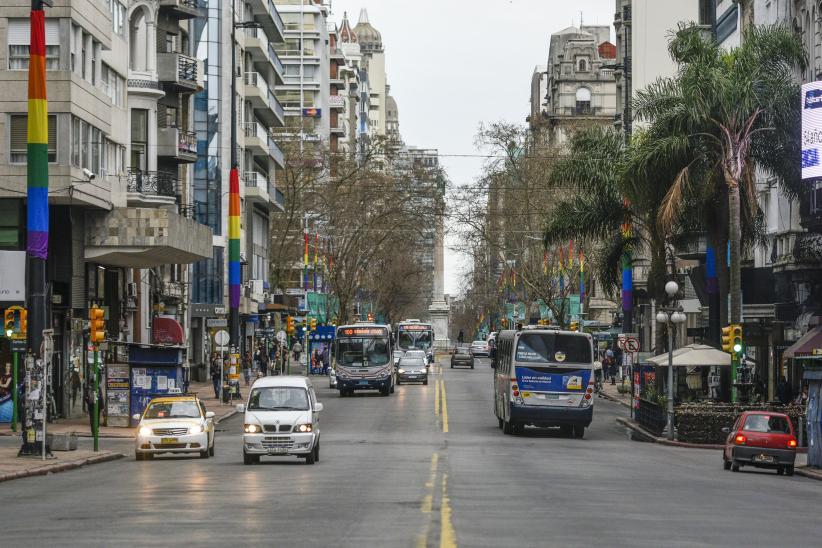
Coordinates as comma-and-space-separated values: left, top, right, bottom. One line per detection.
440, 473, 457, 548
435, 378, 441, 416
440, 379, 449, 433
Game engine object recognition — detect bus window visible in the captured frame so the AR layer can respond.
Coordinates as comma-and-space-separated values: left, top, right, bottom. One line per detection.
516, 333, 591, 364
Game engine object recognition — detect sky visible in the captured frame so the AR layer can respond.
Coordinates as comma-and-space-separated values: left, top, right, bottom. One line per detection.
328, 0, 616, 296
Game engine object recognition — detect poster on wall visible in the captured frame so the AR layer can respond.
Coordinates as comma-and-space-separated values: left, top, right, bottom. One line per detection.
802, 81, 822, 179
106, 364, 130, 427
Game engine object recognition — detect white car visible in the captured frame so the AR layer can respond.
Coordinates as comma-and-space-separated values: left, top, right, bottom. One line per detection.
134, 395, 215, 460
239, 376, 323, 465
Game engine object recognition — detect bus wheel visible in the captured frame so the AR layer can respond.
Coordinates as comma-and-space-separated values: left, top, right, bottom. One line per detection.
560, 425, 573, 438
503, 420, 514, 435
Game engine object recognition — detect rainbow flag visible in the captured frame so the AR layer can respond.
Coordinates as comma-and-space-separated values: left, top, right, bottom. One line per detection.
27, 4, 49, 260
303, 228, 309, 291
579, 250, 585, 304
313, 231, 319, 291
228, 168, 241, 309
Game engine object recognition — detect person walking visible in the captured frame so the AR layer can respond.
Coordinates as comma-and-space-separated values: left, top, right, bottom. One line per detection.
293, 340, 303, 366
209, 353, 221, 400
457, 330, 464, 344
83, 380, 102, 435
243, 351, 252, 386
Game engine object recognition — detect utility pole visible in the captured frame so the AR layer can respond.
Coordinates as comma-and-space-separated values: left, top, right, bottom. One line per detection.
21, 0, 52, 457
228, 0, 241, 351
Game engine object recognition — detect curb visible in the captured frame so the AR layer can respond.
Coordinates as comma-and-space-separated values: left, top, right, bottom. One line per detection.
615, 417, 724, 450
599, 391, 631, 408
794, 467, 822, 481
0, 452, 125, 483
215, 409, 238, 425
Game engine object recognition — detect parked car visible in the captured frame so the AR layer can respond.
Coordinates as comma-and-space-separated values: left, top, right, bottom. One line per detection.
470, 340, 489, 358
239, 376, 323, 465
722, 411, 797, 475
451, 346, 474, 369
397, 357, 429, 385
134, 395, 215, 460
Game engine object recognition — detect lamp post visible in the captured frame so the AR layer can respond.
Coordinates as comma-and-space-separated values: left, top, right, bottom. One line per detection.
656, 280, 686, 441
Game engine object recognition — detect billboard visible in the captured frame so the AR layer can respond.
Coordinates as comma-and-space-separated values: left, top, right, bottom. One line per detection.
802, 81, 822, 179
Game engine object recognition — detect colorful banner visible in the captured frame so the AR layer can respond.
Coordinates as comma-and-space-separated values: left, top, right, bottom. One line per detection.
27, 6, 49, 259
228, 168, 241, 309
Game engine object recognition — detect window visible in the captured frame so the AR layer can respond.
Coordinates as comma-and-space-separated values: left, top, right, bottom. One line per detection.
575, 87, 592, 114
7, 19, 60, 70
0, 201, 22, 248
131, 109, 149, 170
106, 0, 127, 37
577, 58, 588, 72
9, 114, 57, 163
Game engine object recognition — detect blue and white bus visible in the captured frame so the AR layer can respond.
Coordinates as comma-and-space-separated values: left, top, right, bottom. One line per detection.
395, 320, 435, 364
333, 324, 395, 397
493, 327, 595, 437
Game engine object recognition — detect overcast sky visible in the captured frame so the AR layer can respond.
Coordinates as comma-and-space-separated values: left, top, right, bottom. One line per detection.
329, 0, 615, 296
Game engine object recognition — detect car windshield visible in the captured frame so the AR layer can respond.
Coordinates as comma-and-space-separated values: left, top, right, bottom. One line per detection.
516, 333, 592, 364
337, 337, 391, 367
743, 415, 790, 434
400, 359, 426, 368
144, 401, 201, 419
248, 386, 310, 411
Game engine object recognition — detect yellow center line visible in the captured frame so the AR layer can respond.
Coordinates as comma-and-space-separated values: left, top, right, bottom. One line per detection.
440, 473, 457, 548
435, 378, 441, 416
440, 378, 449, 434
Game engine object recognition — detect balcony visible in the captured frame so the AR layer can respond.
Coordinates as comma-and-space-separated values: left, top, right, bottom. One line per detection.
273, 187, 285, 211
127, 74, 165, 98
244, 72, 283, 126
243, 27, 284, 82
157, 127, 197, 163
245, 0, 285, 42
243, 171, 270, 204
158, 53, 200, 92
243, 121, 285, 168
159, 0, 200, 19
127, 170, 177, 198
85, 207, 212, 268
160, 281, 186, 301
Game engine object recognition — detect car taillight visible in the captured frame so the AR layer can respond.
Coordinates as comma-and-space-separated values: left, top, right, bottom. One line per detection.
734, 434, 746, 445
787, 438, 797, 449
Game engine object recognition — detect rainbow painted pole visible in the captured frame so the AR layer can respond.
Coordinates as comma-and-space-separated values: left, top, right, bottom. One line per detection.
228, 167, 241, 345
313, 231, 319, 292
23, 0, 51, 456
303, 219, 309, 291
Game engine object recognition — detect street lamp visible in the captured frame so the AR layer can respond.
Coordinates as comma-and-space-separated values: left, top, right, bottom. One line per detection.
656, 280, 686, 441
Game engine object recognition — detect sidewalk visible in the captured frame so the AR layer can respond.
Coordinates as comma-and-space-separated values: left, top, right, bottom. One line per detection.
1, 379, 241, 440
598, 378, 632, 408
0, 445, 124, 483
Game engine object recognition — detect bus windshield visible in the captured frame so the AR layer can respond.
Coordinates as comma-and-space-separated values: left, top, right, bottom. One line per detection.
337, 337, 391, 367
398, 330, 433, 351
516, 333, 592, 364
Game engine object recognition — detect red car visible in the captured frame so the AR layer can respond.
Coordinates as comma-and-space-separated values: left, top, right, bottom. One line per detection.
722, 411, 797, 476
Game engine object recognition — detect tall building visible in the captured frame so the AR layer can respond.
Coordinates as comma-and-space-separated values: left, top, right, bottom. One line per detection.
274, 0, 332, 142
190, 0, 285, 365
527, 65, 548, 131
336, 11, 367, 154
353, 9, 386, 138
0, 0, 212, 419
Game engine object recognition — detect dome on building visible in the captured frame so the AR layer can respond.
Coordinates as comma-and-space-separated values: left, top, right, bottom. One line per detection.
386, 94, 398, 120
354, 9, 382, 52
339, 12, 357, 43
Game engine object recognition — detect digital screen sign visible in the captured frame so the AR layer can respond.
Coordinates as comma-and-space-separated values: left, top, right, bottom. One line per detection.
338, 327, 388, 337
398, 324, 432, 332
802, 81, 822, 179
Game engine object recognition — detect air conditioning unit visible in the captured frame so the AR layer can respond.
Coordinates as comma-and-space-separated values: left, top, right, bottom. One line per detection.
127, 283, 138, 298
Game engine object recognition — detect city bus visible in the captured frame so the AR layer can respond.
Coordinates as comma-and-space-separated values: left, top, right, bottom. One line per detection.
395, 320, 435, 364
493, 327, 595, 438
333, 324, 395, 397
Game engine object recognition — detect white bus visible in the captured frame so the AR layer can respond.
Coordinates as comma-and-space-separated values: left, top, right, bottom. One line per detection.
493, 327, 595, 438
395, 320, 435, 364
333, 324, 395, 397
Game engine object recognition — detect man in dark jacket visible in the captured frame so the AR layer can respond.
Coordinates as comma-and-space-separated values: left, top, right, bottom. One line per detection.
776, 377, 793, 405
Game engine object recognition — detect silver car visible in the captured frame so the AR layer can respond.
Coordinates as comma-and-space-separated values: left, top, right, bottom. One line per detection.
396, 357, 429, 385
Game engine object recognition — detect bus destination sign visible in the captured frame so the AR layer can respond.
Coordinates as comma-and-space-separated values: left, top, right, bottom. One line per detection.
399, 324, 431, 331
339, 327, 388, 337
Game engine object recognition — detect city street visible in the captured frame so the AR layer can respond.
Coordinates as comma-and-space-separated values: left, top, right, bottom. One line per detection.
1, 358, 820, 548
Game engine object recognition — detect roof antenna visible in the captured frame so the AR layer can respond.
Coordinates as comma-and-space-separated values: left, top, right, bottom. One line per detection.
580, 11, 584, 27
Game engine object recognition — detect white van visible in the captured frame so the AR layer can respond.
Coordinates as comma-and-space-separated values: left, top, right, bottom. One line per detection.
238, 376, 323, 465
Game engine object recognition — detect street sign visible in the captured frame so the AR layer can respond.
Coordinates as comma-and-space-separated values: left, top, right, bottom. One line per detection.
625, 337, 640, 353
214, 330, 230, 346
11, 339, 26, 352
207, 318, 228, 328
285, 288, 304, 296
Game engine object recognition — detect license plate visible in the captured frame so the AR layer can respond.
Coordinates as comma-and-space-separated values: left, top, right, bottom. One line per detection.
754, 454, 775, 463
544, 394, 560, 400
160, 437, 178, 444
359, 380, 370, 385
269, 447, 288, 454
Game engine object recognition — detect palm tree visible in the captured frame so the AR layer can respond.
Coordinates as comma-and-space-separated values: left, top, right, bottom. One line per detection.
633, 24, 806, 324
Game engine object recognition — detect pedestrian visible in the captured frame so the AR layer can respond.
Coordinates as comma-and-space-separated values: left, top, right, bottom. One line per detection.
83, 380, 102, 435
293, 340, 303, 364
604, 350, 616, 385
69, 367, 81, 410
0, 362, 12, 397
209, 353, 221, 399
776, 376, 793, 405
457, 330, 464, 344
243, 351, 252, 386
260, 350, 269, 377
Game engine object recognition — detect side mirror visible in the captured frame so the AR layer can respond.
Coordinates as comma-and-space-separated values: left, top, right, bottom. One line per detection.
235, 403, 246, 413
721, 427, 730, 434
132, 413, 141, 421
205, 411, 215, 419
315, 402, 324, 412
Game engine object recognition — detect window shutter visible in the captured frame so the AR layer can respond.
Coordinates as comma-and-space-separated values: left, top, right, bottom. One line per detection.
48, 115, 57, 153
9, 115, 27, 151
8, 19, 58, 44
45, 20, 59, 45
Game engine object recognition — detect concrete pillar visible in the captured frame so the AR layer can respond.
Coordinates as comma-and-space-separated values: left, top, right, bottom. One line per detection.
83, 32, 93, 82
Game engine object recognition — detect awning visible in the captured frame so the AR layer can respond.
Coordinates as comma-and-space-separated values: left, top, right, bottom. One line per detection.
152, 317, 185, 345
648, 344, 731, 368
783, 326, 822, 360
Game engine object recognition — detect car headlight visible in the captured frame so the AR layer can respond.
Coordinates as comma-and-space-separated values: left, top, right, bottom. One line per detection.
293, 424, 313, 433
189, 424, 203, 435
398, 368, 406, 374
139, 426, 152, 437
244, 424, 262, 433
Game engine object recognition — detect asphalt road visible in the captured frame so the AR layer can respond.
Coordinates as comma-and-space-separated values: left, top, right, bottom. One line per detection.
1, 357, 820, 547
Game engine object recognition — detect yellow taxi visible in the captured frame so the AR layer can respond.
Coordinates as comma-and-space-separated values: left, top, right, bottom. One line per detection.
133, 395, 216, 460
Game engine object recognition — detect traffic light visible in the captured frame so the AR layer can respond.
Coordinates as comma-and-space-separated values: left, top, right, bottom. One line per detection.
309, 317, 317, 331
731, 324, 743, 355
367, 312, 374, 322
19, 308, 27, 337
721, 325, 733, 353
4, 309, 15, 337
569, 321, 579, 332
89, 306, 106, 344
286, 316, 295, 335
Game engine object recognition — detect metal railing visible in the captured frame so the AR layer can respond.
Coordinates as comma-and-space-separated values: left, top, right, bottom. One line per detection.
178, 130, 197, 154
273, 187, 285, 208
127, 78, 160, 90
243, 171, 268, 194
244, 120, 269, 142
244, 71, 269, 95
177, 54, 198, 83
127, 169, 177, 197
